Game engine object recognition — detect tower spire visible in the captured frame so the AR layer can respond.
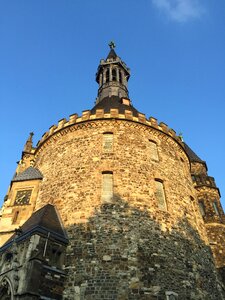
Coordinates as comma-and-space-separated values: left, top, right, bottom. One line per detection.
23, 132, 34, 153
95, 43, 130, 103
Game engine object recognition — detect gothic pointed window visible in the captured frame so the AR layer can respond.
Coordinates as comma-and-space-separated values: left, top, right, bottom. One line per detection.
102, 172, 113, 202
155, 179, 167, 211
106, 69, 110, 82
103, 132, 113, 151
112, 68, 117, 81
0, 278, 13, 300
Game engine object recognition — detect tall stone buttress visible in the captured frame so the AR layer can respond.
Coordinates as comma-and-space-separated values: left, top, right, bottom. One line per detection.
0, 44, 225, 300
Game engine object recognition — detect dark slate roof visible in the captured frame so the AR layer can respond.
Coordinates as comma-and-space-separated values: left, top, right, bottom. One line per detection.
12, 166, 43, 182
20, 204, 67, 237
91, 96, 140, 117
107, 48, 117, 60
184, 143, 204, 163
1, 204, 68, 250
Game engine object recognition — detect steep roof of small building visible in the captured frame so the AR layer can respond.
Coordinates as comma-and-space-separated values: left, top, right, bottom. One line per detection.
20, 204, 67, 238
91, 95, 140, 117
184, 143, 204, 163
1, 204, 68, 250
12, 166, 43, 182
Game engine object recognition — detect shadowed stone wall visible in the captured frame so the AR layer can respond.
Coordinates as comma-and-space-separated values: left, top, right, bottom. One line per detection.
63, 199, 223, 299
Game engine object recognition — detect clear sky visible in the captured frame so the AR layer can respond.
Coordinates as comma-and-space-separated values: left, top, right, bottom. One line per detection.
0, 1, 224, 208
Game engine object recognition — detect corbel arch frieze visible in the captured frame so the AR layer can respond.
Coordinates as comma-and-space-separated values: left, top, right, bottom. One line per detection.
35, 119, 185, 157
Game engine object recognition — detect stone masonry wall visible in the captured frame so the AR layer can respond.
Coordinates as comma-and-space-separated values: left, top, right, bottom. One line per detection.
194, 184, 225, 271
34, 120, 206, 238
33, 119, 223, 299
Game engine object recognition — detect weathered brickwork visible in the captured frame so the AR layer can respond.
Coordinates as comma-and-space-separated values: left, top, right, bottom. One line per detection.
30, 118, 222, 299
63, 201, 223, 299
34, 120, 200, 232
191, 162, 208, 176
206, 224, 225, 268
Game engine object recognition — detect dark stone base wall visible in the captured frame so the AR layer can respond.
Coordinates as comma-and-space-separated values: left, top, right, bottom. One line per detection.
63, 200, 224, 300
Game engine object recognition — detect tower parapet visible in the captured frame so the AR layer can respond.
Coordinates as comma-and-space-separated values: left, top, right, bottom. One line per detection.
35, 108, 183, 150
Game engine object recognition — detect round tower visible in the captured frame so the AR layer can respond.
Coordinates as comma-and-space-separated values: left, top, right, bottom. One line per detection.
0, 45, 224, 300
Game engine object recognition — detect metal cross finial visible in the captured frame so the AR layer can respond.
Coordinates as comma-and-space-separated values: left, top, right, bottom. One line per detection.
108, 41, 116, 49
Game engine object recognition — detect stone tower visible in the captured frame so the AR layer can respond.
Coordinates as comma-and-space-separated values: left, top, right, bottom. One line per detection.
95, 41, 130, 102
0, 44, 225, 299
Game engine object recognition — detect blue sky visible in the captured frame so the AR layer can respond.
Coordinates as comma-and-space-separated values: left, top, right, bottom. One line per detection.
0, 0, 224, 208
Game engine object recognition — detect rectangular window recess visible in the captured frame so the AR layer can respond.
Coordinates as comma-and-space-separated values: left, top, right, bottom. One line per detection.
149, 141, 159, 161
102, 173, 113, 202
103, 133, 113, 151
155, 180, 167, 211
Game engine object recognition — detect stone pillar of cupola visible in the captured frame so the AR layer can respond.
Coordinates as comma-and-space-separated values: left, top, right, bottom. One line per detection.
116, 68, 119, 82
99, 73, 103, 86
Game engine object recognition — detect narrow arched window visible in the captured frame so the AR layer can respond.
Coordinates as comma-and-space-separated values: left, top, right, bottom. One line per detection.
103, 132, 113, 151
213, 201, 219, 215
198, 200, 205, 216
0, 278, 13, 300
149, 140, 159, 161
119, 70, 122, 83
112, 69, 117, 81
106, 69, 110, 82
155, 179, 167, 210
102, 172, 113, 202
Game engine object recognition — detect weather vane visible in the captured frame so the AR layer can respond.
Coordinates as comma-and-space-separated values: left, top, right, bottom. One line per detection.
108, 41, 116, 49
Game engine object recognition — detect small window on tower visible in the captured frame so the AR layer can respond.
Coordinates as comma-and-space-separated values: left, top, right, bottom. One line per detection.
106, 69, 110, 82
213, 201, 220, 215
155, 179, 167, 211
198, 200, 205, 216
112, 69, 117, 81
149, 140, 159, 161
103, 132, 113, 151
102, 172, 113, 202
